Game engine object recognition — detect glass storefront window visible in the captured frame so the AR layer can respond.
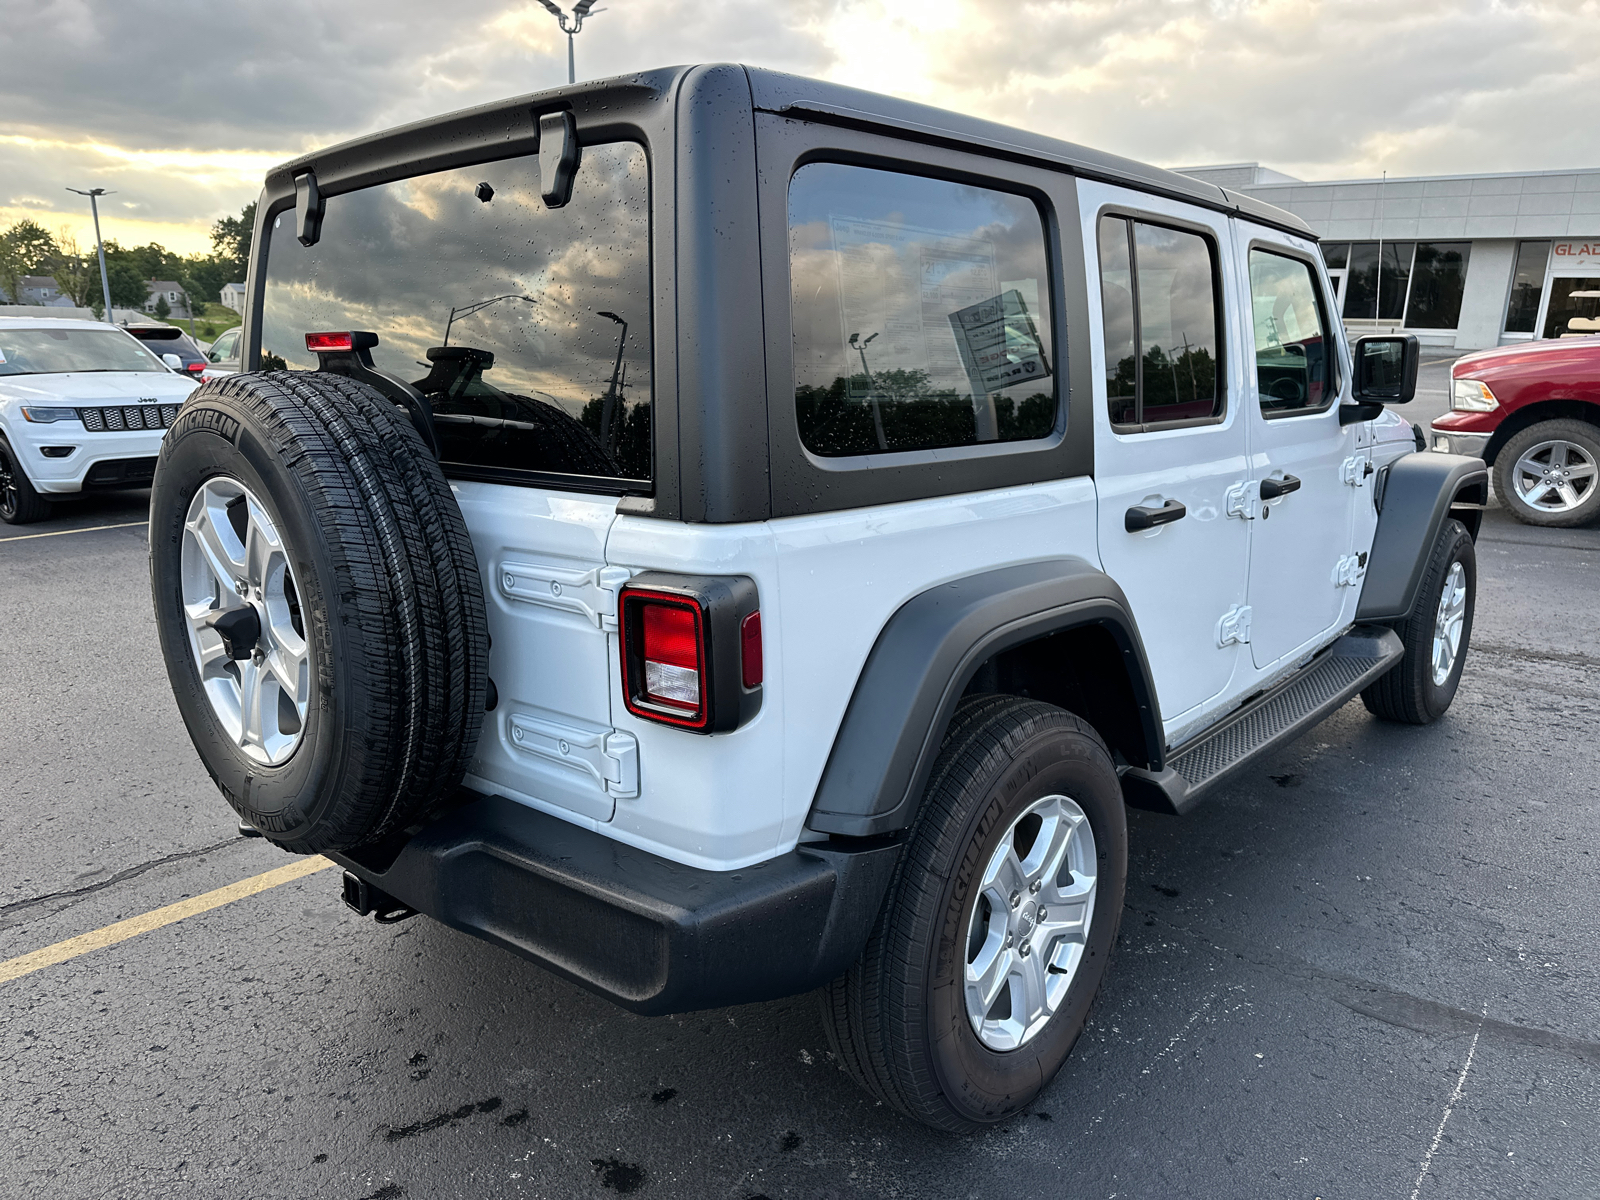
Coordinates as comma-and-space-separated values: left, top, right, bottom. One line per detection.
1540, 277, 1600, 339
1321, 243, 1350, 270
1504, 241, 1550, 334
1406, 242, 1471, 329
1341, 240, 1472, 329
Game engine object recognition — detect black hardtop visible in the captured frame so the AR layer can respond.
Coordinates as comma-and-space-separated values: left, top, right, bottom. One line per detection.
263, 63, 1313, 240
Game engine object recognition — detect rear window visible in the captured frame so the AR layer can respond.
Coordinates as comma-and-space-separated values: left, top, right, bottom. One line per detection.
259, 141, 652, 487
789, 163, 1057, 458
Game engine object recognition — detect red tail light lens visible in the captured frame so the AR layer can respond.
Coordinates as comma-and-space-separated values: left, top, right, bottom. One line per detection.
305, 331, 354, 352
185, 360, 205, 372
619, 575, 761, 734
641, 603, 702, 711
621, 588, 708, 728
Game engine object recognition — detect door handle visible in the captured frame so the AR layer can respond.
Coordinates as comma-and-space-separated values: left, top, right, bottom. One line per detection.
1125, 499, 1187, 532
1259, 474, 1302, 500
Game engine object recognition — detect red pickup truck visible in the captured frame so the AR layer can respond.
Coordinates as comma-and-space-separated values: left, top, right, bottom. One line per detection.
1431, 337, 1600, 527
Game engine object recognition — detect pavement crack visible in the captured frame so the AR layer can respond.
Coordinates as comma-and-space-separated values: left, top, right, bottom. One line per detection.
0, 836, 245, 923
1130, 904, 1600, 1070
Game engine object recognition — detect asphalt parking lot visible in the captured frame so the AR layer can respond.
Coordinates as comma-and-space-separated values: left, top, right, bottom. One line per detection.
3, 360, 1597, 1200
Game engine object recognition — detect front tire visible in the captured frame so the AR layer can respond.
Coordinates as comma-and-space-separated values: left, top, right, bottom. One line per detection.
0, 438, 53, 525
1493, 419, 1600, 528
822, 695, 1127, 1132
1361, 518, 1475, 725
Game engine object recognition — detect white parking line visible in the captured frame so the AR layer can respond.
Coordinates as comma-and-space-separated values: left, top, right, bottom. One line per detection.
0, 520, 145, 543
1408, 1002, 1487, 1199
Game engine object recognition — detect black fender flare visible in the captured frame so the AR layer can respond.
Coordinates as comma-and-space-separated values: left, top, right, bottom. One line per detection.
805, 558, 1162, 838
1357, 452, 1488, 623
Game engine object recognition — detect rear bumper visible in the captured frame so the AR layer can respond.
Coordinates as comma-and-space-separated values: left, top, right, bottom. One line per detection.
331, 792, 900, 1015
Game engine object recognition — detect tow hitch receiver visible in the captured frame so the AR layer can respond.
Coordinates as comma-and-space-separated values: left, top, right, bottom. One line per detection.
341, 871, 418, 924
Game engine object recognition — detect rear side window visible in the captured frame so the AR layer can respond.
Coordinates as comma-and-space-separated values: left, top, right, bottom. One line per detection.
1248, 249, 1336, 415
789, 163, 1057, 457
1097, 216, 1223, 430
259, 141, 651, 487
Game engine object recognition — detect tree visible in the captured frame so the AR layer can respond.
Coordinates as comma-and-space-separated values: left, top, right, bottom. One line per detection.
0, 219, 60, 304
181, 256, 228, 305
0, 240, 21, 306
51, 233, 99, 307
104, 255, 149, 310
154, 294, 171, 320
211, 201, 256, 281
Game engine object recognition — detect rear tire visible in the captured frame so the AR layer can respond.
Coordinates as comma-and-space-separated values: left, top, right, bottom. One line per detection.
0, 438, 53, 525
821, 695, 1127, 1132
1361, 518, 1475, 725
149, 371, 488, 854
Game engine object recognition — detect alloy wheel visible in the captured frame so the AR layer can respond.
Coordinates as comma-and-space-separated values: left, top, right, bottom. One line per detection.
0, 448, 17, 520
964, 793, 1098, 1052
1430, 559, 1468, 687
1511, 438, 1597, 514
180, 476, 309, 765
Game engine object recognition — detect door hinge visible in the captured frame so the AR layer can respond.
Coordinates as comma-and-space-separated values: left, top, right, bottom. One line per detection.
1225, 480, 1259, 521
1217, 604, 1253, 647
1341, 455, 1373, 487
1334, 552, 1369, 587
499, 561, 633, 630
508, 713, 640, 798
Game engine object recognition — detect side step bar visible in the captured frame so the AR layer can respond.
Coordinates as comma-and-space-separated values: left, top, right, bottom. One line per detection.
1120, 625, 1404, 815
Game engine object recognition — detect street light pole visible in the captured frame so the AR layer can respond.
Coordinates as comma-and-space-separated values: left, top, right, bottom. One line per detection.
66, 187, 115, 323
441, 294, 538, 346
535, 0, 605, 85
596, 310, 627, 454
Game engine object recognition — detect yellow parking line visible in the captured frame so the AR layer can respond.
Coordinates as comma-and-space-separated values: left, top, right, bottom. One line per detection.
0, 856, 336, 985
0, 520, 146, 543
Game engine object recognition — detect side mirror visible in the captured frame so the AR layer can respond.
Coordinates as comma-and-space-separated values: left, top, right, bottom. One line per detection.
162, 352, 184, 370
1352, 334, 1419, 403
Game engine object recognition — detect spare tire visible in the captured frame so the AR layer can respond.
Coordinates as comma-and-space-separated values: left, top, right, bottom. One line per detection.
149, 370, 488, 854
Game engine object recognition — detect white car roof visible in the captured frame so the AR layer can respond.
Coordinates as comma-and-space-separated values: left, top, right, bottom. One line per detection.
0, 315, 132, 333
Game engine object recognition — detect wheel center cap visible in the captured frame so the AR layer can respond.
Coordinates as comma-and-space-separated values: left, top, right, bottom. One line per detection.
1016, 904, 1037, 940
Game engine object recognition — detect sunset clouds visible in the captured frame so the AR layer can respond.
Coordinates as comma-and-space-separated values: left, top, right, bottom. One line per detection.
4, 0, 1599, 252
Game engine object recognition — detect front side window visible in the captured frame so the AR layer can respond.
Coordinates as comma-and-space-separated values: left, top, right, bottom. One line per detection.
1096, 216, 1223, 429
260, 141, 652, 486
1249, 249, 1336, 415
789, 163, 1057, 457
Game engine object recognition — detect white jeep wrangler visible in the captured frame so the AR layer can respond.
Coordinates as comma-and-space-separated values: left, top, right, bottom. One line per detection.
149, 65, 1487, 1132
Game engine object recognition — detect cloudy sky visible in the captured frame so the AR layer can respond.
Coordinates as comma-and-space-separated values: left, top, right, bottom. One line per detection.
4, 0, 1598, 255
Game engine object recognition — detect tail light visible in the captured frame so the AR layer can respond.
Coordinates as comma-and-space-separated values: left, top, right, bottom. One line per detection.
620, 573, 761, 733
185, 361, 205, 372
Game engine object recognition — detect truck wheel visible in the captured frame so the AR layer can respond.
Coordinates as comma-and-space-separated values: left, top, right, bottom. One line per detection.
0, 438, 53, 525
149, 371, 488, 854
821, 695, 1127, 1132
1493, 419, 1600, 527
1361, 518, 1475, 725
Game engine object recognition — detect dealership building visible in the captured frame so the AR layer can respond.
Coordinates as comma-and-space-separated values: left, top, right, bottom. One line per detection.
1180, 163, 1600, 352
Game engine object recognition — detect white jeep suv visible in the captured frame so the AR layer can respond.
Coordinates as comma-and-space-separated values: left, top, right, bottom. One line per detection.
147, 66, 1487, 1132
0, 316, 197, 523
